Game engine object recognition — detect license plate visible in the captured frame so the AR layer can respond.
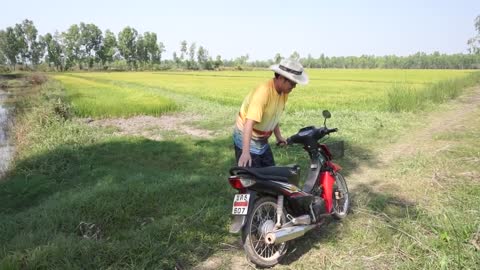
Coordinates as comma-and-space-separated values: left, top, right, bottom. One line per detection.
232, 194, 250, 215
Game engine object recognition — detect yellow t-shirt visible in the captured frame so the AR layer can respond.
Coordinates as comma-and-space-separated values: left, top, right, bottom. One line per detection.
235, 79, 288, 139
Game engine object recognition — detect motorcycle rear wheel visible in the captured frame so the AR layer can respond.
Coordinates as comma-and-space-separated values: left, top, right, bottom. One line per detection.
242, 196, 287, 267
332, 172, 350, 219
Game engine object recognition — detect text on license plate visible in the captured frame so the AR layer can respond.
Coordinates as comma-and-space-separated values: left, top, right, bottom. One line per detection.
232, 194, 250, 215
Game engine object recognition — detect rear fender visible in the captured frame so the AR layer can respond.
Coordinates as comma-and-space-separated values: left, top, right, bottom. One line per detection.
229, 190, 256, 233
229, 215, 247, 233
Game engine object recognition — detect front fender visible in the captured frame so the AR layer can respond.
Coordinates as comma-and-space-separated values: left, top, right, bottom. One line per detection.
229, 190, 256, 233
326, 161, 342, 172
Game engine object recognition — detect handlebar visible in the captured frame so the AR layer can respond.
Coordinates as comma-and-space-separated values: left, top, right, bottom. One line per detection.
327, 128, 338, 134
286, 126, 338, 146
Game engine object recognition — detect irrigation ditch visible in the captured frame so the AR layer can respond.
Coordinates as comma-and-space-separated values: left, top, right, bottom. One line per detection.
0, 74, 44, 179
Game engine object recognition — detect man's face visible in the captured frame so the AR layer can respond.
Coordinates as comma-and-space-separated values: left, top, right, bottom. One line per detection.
281, 76, 297, 94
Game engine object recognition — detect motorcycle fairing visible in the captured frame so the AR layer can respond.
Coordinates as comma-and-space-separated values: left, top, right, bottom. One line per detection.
326, 161, 342, 172
320, 171, 335, 213
302, 159, 321, 193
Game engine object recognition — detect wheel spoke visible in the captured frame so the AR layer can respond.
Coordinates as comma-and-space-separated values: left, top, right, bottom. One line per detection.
268, 245, 275, 258
254, 238, 262, 251
333, 174, 349, 216
259, 244, 269, 257
246, 199, 287, 260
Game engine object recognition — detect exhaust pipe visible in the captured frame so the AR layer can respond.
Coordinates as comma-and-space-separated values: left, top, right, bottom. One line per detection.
265, 224, 317, 244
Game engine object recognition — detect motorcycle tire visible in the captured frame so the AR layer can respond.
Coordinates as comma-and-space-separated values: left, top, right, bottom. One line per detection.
332, 172, 350, 220
241, 196, 287, 267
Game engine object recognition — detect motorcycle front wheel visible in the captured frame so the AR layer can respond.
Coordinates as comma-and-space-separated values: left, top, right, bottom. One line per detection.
332, 172, 350, 219
242, 196, 287, 267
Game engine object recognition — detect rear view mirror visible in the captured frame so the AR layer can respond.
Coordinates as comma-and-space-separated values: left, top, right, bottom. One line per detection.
322, 110, 331, 119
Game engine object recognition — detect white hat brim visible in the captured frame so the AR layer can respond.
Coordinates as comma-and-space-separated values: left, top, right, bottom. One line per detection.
269, 64, 309, 85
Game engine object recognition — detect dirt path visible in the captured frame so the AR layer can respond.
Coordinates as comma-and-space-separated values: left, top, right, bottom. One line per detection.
193, 86, 480, 270
348, 86, 480, 191
87, 114, 215, 141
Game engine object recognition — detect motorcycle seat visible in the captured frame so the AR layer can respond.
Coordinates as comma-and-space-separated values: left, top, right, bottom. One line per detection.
230, 165, 301, 186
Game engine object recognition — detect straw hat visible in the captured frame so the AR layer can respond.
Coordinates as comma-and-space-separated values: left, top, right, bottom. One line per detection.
270, 58, 309, 85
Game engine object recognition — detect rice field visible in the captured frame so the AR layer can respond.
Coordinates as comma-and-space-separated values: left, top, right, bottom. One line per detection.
54, 75, 177, 118
2, 70, 479, 269
54, 69, 476, 117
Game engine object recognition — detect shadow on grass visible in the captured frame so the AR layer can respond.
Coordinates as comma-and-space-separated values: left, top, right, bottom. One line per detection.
0, 74, 25, 80
0, 136, 240, 269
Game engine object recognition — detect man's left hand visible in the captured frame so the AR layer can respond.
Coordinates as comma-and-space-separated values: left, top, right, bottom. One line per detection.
276, 137, 287, 147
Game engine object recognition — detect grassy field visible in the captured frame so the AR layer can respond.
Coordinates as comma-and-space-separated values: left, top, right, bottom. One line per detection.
57, 69, 474, 111
1, 70, 479, 269
54, 75, 177, 118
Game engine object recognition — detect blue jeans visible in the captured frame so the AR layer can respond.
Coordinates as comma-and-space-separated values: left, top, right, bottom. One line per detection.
234, 144, 275, 168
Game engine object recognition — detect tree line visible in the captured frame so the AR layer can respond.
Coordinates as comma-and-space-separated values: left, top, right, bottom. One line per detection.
0, 18, 479, 72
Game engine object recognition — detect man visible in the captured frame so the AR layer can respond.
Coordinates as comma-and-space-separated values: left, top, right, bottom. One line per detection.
233, 58, 309, 167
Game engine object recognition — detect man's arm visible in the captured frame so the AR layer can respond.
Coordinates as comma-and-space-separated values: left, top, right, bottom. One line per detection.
273, 124, 287, 145
238, 119, 256, 167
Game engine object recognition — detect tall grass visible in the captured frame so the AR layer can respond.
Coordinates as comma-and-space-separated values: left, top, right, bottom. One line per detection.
54, 75, 178, 118
387, 71, 480, 112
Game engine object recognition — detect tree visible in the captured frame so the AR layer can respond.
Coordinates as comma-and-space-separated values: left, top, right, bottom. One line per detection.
188, 42, 196, 69
0, 49, 5, 65
13, 23, 27, 67
180, 40, 187, 61
42, 32, 63, 70
290, 51, 300, 60
15, 19, 44, 67
158, 42, 165, 63
98, 29, 117, 66
467, 15, 480, 54
214, 55, 223, 69
143, 32, 159, 63
31, 36, 46, 66
235, 54, 249, 66
273, 53, 282, 64
0, 27, 21, 70
117, 26, 138, 69
319, 53, 326, 68
80, 23, 103, 68
197, 45, 208, 69
136, 35, 148, 65
172, 51, 180, 66
62, 24, 82, 69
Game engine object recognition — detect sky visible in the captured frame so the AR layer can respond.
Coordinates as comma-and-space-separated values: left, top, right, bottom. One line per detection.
0, 0, 479, 60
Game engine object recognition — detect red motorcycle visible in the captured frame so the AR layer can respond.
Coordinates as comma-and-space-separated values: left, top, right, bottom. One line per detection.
228, 110, 350, 267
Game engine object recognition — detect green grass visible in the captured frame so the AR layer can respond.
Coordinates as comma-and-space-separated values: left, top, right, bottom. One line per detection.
0, 81, 235, 269
273, 100, 480, 269
387, 71, 480, 112
63, 69, 474, 112
53, 75, 177, 118
1, 70, 479, 269
350, 110, 480, 269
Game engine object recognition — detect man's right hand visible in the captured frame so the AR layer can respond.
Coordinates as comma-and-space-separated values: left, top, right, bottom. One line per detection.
238, 152, 252, 167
